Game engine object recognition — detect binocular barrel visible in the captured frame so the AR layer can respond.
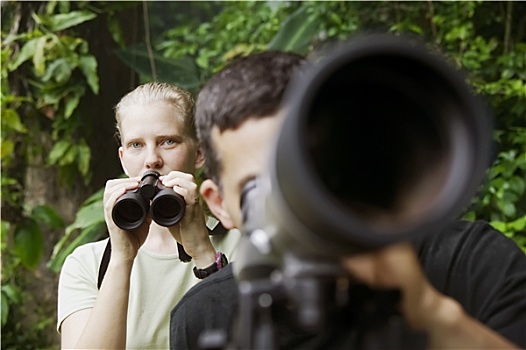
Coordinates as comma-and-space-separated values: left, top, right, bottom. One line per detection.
112, 170, 186, 230
266, 34, 492, 256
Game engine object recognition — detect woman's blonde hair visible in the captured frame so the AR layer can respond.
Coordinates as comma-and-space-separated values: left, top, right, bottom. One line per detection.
114, 82, 196, 143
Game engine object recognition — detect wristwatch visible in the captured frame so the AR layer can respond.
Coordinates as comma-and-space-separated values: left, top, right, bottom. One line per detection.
193, 252, 228, 279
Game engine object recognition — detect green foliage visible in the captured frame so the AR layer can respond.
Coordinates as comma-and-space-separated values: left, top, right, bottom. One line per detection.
14, 219, 44, 270
1, 1, 100, 347
1, 1, 98, 267
128, 1, 525, 252
46, 1, 321, 272
3, 1, 525, 348
464, 127, 526, 251
59, 2, 525, 270
48, 188, 107, 273
1, 205, 64, 336
2, 2, 99, 187
115, 43, 202, 90
117, 2, 305, 92
267, 5, 320, 54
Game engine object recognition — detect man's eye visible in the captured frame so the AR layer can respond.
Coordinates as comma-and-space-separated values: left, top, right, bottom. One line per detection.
130, 142, 141, 148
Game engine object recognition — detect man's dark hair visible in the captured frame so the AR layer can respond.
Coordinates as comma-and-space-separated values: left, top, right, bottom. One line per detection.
195, 51, 307, 185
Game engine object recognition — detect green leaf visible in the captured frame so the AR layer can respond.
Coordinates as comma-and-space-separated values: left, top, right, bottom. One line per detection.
0, 177, 17, 187
48, 221, 106, 273
8, 37, 39, 71
268, 5, 320, 54
508, 216, 526, 232
48, 140, 71, 166
490, 220, 507, 233
1, 220, 10, 248
31, 205, 64, 229
42, 58, 73, 84
77, 139, 91, 176
500, 202, 517, 218
462, 211, 476, 221
49, 11, 97, 32
1, 284, 22, 304
79, 55, 99, 94
65, 197, 104, 236
107, 13, 125, 48
33, 36, 48, 75
1, 108, 27, 133
1, 140, 14, 163
115, 44, 201, 89
14, 220, 44, 269
84, 187, 105, 206
64, 92, 81, 119
1, 292, 8, 327
509, 176, 526, 196
60, 143, 78, 166
49, 189, 104, 270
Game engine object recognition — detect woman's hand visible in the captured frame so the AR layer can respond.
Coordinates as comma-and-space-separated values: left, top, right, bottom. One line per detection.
161, 172, 216, 268
103, 177, 151, 262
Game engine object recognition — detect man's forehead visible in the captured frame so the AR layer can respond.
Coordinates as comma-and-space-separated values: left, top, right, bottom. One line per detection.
211, 111, 286, 136
210, 115, 284, 173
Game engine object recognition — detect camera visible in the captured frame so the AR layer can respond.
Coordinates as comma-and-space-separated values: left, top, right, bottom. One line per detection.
232, 34, 493, 348
112, 170, 186, 230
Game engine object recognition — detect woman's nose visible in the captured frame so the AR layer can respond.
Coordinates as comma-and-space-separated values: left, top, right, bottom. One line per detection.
145, 148, 163, 169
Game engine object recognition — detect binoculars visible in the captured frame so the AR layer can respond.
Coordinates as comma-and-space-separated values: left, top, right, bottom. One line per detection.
112, 170, 186, 230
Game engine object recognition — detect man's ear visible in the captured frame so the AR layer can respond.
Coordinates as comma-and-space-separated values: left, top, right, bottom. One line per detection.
118, 146, 129, 176
200, 179, 234, 229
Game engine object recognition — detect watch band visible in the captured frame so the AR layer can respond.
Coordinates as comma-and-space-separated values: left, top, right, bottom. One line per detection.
193, 252, 228, 279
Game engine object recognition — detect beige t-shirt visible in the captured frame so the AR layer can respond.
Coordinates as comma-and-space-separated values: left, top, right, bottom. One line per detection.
57, 220, 240, 349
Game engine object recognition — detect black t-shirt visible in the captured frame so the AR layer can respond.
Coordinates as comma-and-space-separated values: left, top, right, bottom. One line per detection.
170, 220, 526, 349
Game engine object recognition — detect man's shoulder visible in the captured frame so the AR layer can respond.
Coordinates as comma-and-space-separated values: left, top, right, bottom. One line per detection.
415, 219, 525, 296
173, 263, 237, 311
416, 219, 521, 255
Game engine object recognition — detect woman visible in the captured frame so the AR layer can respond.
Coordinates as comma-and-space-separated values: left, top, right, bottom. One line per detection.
57, 82, 240, 349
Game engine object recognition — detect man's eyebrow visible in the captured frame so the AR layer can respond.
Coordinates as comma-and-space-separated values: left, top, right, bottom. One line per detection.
239, 174, 257, 193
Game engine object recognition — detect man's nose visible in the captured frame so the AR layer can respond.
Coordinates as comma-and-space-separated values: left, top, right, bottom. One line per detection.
145, 148, 163, 169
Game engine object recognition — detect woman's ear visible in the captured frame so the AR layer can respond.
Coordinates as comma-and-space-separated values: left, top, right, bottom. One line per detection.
118, 146, 129, 176
200, 179, 234, 229
194, 144, 205, 170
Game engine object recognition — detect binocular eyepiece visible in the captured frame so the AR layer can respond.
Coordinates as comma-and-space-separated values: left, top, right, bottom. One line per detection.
112, 170, 186, 230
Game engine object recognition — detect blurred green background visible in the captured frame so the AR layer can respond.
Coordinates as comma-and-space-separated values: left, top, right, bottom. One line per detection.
2, 1, 525, 348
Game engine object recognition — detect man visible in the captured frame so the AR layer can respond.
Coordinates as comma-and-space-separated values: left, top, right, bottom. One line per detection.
170, 51, 526, 349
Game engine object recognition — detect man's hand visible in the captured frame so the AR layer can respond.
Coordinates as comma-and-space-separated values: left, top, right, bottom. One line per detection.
341, 243, 518, 349
342, 243, 442, 328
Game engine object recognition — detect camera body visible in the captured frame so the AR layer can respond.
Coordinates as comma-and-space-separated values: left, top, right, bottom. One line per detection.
112, 170, 186, 230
